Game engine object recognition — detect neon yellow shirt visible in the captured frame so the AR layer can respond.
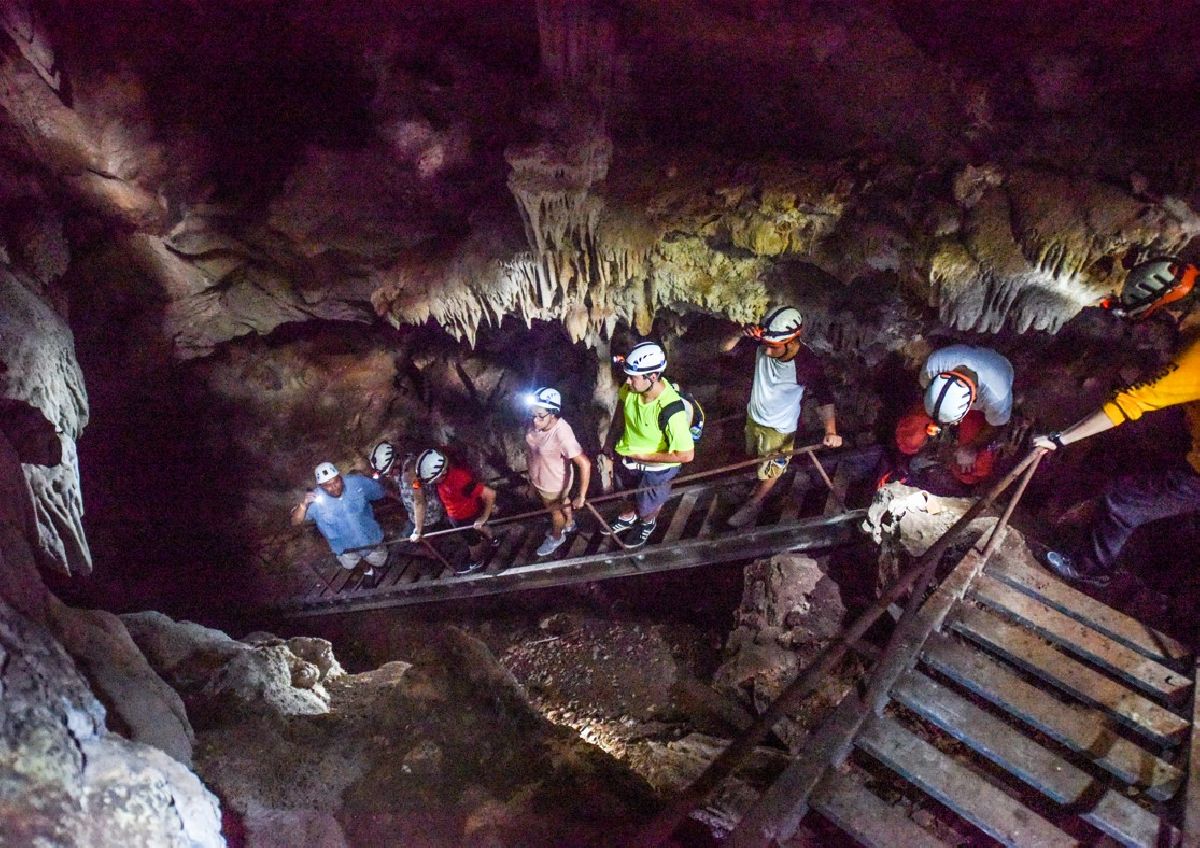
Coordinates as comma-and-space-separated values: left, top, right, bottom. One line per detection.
615, 379, 694, 467
1102, 333, 1200, 473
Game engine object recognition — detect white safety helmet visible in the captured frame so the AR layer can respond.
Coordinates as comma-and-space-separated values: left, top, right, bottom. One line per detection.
416, 449, 447, 483
761, 306, 804, 343
622, 341, 667, 375
314, 461, 339, 484
370, 441, 395, 475
924, 371, 977, 425
528, 387, 562, 414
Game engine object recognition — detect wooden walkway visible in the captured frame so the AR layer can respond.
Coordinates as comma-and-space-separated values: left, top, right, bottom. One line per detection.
726, 527, 1197, 848
272, 447, 881, 619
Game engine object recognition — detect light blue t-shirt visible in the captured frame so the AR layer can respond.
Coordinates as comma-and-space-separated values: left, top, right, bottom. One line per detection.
306, 474, 386, 554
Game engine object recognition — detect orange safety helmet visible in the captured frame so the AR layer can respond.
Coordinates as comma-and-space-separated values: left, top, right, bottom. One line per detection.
1104, 258, 1198, 320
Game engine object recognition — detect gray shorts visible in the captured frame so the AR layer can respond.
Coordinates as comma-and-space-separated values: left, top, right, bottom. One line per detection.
336, 544, 388, 570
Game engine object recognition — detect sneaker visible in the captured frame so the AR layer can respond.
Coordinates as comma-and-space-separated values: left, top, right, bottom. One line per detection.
454, 560, 485, 575
536, 532, 567, 557
625, 520, 657, 548
727, 501, 762, 529
1043, 551, 1110, 587
564, 518, 577, 533
605, 514, 638, 536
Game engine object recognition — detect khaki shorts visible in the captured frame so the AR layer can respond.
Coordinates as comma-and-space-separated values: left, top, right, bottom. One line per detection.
534, 466, 574, 506
745, 418, 795, 481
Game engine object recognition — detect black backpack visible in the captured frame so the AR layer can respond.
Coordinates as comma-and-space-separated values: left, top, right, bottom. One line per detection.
658, 385, 705, 450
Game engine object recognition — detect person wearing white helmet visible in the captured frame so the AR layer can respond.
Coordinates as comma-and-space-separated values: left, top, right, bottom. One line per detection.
291, 461, 389, 580
416, 448, 497, 574
602, 340, 695, 547
720, 306, 842, 528
1034, 256, 1200, 587
893, 344, 1014, 491
370, 441, 468, 569
523, 387, 592, 557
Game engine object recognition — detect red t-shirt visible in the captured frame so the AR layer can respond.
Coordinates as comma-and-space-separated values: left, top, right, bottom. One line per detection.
435, 464, 484, 521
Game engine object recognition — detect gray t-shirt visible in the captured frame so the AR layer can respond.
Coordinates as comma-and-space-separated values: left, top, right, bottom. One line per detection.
922, 344, 1014, 426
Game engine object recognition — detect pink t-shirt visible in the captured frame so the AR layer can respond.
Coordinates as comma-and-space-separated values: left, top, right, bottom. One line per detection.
525, 418, 583, 494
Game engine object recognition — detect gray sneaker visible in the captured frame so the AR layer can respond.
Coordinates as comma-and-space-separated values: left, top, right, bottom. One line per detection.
454, 560, 485, 575
536, 532, 567, 557
1043, 551, 1110, 587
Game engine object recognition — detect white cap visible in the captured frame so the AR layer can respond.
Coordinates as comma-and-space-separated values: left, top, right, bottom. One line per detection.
314, 462, 339, 484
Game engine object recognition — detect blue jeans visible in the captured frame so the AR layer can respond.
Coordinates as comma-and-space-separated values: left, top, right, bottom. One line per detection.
1079, 463, 1200, 574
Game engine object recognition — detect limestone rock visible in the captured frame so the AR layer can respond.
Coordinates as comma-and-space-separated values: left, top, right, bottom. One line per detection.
194, 627, 658, 847
714, 554, 846, 724
863, 482, 975, 556
0, 271, 91, 575
46, 600, 195, 766
0, 574, 220, 848
121, 611, 331, 726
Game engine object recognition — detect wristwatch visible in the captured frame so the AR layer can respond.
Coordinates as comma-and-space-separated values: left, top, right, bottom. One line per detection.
1048, 432, 1066, 449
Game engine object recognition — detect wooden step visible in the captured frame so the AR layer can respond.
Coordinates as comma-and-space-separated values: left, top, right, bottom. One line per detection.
984, 555, 1190, 667
856, 713, 1077, 847
809, 767, 950, 848
893, 670, 1167, 848
970, 572, 1191, 702
776, 467, 812, 524
662, 488, 701, 543
949, 604, 1189, 746
920, 632, 1182, 800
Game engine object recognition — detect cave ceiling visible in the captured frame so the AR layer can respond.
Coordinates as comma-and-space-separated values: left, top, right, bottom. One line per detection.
1, 0, 1199, 360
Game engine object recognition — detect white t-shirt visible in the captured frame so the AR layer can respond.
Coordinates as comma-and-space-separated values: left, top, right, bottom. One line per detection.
748, 348, 806, 432
922, 344, 1014, 426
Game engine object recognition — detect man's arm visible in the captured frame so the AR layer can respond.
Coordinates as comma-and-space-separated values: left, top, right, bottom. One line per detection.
291, 491, 316, 526
474, 485, 497, 528
816, 403, 842, 448
1033, 408, 1117, 450
795, 346, 841, 448
570, 453, 592, 508
410, 482, 427, 541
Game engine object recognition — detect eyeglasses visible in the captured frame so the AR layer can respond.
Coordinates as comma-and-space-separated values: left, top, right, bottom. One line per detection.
531, 412, 551, 421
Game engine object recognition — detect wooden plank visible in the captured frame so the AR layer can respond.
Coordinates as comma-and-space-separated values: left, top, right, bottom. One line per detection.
696, 488, 724, 539
950, 604, 1189, 746
809, 767, 950, 848
1184, 659, 1200, 848
921, 632, 1182, 801
985, 555, 1190, 666
281, 509, 865, 617
485, 525, 527, 575
564, 526, 593, 559
858, 714, 1076, 847
662, 489, 701, 543
777, 467, 811, 523
822, 459, 851, 515
894, 670, 1166, 847
731, 535, 1001, 848
513, 523, 545, 567
970, 572, 1191, 702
